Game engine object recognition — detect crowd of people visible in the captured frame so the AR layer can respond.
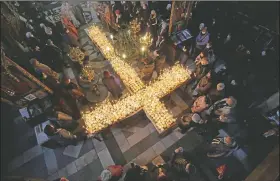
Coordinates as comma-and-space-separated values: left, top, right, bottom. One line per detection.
4, 2, 277, 181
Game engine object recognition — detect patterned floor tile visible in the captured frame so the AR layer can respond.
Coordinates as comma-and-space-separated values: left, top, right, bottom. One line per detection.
123, 146, 141, 163
74, 154, 88, 171
43, 148, 58, 175
10, 154, 48, 179
127, 124, 151, 147
136, 147, 157, 166
67, 158, 103, 181
122, 130, 134, 138
152, 141, 167, 155
79, 139, 95, 157
54, 147, 77, 170
97, 148, 115, 168
63, 141, 84, 158
23, 145, 43, 163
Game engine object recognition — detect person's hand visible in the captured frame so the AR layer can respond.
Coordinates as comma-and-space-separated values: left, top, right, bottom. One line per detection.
175, 147, 183, 153
186, 163, 191, 173
219, 115, 226, 122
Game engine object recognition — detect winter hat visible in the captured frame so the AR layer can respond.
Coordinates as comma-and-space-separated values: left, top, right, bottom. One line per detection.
217, 83, 225, 91
100, 169, 112, 181
199, 23, 205, 31
192, 113, 202, 124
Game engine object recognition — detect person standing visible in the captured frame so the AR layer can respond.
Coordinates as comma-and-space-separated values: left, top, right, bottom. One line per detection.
208, 83, 226, 103
62, 28, 80, 48
194, 27, 210, 57
148, 10, 158, 40
102, 71, 123, 99
41, 39, 64, 74
25, 32, 41, 50
140, 3, 149, 33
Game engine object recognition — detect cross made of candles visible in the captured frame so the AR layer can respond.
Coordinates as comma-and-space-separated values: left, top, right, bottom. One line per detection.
84, 25, 191, 134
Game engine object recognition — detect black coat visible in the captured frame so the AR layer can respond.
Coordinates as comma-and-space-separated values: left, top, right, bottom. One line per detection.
41, 45, 64, 73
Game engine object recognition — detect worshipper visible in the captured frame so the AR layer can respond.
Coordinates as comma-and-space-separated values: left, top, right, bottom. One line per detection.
179, 49, 189, 66
25, 32, 41, 50
191, 95, 211, 113
62, 77, 85, 101
148, 10, 158, 39
207, 96, 237, 117
81, 48, 90, 66
29, 45, 42, 61
193, 54, 210, 80
192, 71, 213, 97
131, 1, 141, 20
63, 63, 76, 84
25, 19, 36, 35
114, 10, 125, 27
29, 58, 60, 81
178, 113, 208, 132
207, 83, 226, 103
204, 42, 216, 64
124, 163, 148, 181
140, 3, 149, 33
44, 124, 79, 146
163, 4, 172, 20
194, 27, 210, 57
207, 136, 238, 158
121, 1, 133, 23
102, 70, 123, 99
157, 168, 170, 181
61, 16, 79, 38
194, 51, 207, 65
98, 165, 123, 181
155, 55, 166, 75
169, 147, 195, 179
157, 17, 168, 41
38, 23, 53, 45
41, 39, 64, 74
62, 28, 80, 48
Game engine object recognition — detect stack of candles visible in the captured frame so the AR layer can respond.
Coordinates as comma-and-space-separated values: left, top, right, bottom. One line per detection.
83, 25, 191, 133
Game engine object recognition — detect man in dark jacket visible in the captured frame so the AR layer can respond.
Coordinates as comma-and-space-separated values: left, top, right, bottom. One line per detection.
41, 39, 64, 73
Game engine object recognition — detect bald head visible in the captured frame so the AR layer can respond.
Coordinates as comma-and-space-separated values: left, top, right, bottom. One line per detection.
226, 96, 237, 107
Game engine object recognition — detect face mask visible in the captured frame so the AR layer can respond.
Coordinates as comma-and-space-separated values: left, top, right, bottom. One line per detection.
201, 31, 206, 35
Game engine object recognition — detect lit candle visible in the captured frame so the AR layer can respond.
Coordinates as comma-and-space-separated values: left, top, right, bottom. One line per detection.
122, 54, 127, 59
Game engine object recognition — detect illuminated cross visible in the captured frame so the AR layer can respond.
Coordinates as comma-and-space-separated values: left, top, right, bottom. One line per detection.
83, 25, 191, 134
